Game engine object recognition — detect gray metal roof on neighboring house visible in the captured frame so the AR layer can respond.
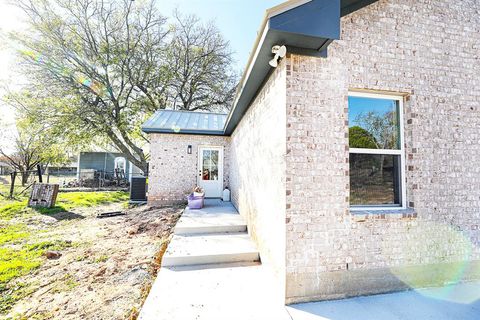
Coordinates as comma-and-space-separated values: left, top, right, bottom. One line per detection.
142, 110, 228, 135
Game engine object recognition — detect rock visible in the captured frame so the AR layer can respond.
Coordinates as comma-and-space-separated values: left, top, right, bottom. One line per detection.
126, 226, 139, 235
121, 267, 150, 285
65, 305, 78, 315
94, 266, 107, 277
45, 251, 62, 259
105, 261, 118, 276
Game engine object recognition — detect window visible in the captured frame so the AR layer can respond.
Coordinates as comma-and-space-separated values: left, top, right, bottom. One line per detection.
348, 92, 406, 209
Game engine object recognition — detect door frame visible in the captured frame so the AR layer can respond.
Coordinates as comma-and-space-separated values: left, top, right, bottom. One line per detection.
197, 145, 224, 198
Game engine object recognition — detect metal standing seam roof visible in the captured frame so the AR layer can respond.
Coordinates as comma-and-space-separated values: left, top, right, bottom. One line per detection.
141, 110, 228, 135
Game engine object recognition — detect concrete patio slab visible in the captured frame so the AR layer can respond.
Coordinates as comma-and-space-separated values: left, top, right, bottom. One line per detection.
287, 281, 480, 320
184, 199, 239, 214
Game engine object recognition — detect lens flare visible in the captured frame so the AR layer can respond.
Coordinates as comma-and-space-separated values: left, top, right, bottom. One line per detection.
383, 222, 480, 304
20, 49, 43, 63
19, 49, 109, 96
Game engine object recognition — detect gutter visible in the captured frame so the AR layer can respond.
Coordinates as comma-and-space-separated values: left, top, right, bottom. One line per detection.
141, 128, 225, 136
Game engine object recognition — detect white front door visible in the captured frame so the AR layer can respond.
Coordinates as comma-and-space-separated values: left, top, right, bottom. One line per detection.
197, 146, 223, 198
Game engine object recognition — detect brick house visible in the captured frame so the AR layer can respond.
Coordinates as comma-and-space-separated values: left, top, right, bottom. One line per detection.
142, 0, 480, 304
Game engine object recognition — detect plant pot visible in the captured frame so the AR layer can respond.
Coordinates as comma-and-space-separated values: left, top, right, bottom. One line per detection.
187, 193, 204, 209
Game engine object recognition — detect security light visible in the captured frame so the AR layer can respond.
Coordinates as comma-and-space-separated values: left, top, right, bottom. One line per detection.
269, 45, 287, 68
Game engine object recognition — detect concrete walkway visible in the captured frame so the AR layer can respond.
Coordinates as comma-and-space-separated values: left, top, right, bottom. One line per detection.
139, 263, 291, 320
139, 199, 291, 320
287, 281, 480, 320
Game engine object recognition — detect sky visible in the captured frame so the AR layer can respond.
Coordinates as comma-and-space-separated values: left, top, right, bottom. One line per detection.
0, 1, 25, 134
0, 0, 283, 152
157, 0, 281, 69
348, 96, 398, 127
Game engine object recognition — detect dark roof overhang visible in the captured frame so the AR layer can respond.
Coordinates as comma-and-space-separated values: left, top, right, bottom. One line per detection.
223, 0, 379, 135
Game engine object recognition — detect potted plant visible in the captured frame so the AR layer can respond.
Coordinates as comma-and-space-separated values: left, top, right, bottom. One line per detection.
188, 186, 205, 209
193, 186, 205, 197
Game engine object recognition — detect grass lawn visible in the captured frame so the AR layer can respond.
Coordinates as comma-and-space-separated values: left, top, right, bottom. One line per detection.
0, 191, 129, 219
0, 190, 129, 314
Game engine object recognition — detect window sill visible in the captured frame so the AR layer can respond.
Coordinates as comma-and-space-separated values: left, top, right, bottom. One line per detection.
349, 207, 417, 219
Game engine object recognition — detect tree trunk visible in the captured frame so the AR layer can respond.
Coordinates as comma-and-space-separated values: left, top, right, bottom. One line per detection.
114, 150, 148, 176
104, 129, 149, 176
128, 156, 148, 176
21, 172, 29, 186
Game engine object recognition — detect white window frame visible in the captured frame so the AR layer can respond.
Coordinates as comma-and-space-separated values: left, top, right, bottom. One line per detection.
348, 91, 407, 211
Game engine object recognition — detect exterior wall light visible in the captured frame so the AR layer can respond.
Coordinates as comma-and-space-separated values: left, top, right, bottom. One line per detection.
269, 45, 287, 68
187, 145, 192, 154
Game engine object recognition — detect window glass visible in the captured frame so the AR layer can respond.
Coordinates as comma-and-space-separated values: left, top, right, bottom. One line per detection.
350, 154, 401, 206
202, 150, 219, 181
348, 96, 400, 150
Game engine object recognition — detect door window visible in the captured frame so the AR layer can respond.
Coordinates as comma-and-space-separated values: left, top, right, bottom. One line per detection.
202, 150, 219, 181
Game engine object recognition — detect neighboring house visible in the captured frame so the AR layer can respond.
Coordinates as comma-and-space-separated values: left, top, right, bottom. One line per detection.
76, 152, 142, 182
142, 0, 480, 305
0, 161, 12, 175
47, 158, 78, 175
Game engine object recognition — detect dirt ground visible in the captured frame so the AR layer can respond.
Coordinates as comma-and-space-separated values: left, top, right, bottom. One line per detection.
2, 203, 183, 320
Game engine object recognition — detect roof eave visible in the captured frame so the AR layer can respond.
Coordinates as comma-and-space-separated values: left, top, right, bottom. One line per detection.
141, 127, 226, 136
224, 0, 378, 135
223, 0, 342, 135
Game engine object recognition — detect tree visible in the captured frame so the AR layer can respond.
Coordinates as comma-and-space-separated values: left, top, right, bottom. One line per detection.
0, 120, 69, 186
353, 110, 398, 176
164, 12, 237, 112
354, 111, 398, 150
349, 126, 377, 149
8, 0, 238, 174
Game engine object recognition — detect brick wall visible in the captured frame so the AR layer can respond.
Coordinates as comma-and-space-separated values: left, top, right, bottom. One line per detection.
148, 134, 230, 206
229, 61, 287, 301
284, 0, 480, 303
285, 54, 352, 302
147, 0, 480, 304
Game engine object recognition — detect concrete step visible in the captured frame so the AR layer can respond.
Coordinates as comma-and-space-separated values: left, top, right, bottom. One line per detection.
162, 233, 260, 267
174, 213, 247, 235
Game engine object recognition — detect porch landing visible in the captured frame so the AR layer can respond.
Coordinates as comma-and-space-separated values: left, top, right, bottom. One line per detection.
174, 199, 247, 235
